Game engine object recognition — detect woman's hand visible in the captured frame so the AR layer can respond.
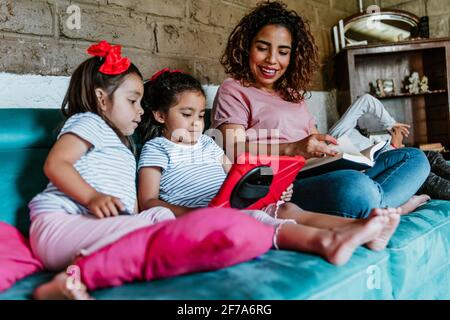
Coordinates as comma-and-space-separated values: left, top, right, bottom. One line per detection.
280, 184, 294, 202
87, 192, 126, 219
287, 134, 339, 159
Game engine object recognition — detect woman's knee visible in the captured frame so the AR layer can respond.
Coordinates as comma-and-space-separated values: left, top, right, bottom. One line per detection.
293, 171, 383, 219
400, 147, 431, 177
404, 147, 430, 166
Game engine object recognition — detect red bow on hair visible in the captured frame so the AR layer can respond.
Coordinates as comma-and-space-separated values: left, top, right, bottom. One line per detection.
148, 68, 184, 82
87, 40, 131, 75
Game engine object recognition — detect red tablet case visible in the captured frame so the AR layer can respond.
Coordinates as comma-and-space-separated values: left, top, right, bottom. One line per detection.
209, 153, 305, 210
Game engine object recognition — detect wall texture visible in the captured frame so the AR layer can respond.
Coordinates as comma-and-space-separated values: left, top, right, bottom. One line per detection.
0, 0, 359, 90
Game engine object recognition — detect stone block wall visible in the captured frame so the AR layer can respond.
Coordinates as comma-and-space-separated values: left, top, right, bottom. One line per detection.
0, 0, 359, 89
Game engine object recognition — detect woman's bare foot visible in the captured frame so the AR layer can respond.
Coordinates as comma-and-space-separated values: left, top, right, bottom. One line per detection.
399, 195, 431, 215
320, 215, 388, 266
33, 272, 93, 300
366, 208, 401, 251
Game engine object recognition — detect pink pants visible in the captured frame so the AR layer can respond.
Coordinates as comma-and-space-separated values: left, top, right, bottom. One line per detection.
29, 207, 175, 271
75, 208, 275, 291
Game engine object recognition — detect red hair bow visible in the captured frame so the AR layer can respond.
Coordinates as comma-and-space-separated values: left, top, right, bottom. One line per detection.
148, 68, 184, 82
87, 40, 131, 75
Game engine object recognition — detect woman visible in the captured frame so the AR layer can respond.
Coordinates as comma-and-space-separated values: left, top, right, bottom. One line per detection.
211, 1, 430, 218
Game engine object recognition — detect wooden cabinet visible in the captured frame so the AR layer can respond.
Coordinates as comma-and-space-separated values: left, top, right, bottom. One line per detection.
335, 38, 450, 148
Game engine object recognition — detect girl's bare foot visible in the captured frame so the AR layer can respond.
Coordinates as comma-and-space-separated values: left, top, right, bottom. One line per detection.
399, 195, 431, 215
366, 208, 401, 251
320, 215, 388, 266
33, 272, 93, 300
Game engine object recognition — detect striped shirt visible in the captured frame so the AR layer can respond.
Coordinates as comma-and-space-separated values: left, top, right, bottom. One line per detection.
138, 135, 227, 207
28, 112, 137, 219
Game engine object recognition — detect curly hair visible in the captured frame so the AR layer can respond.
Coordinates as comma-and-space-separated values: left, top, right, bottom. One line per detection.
221, 0, 319, 102
139, 71, 205, 142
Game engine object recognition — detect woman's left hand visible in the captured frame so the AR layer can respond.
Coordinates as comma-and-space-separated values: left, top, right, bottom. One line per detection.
280, 184, 294, 202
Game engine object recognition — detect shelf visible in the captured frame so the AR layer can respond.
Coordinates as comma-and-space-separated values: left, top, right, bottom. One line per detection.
336, 38, 450, 148
339, 37, 450, 55
368, 90, 448, 100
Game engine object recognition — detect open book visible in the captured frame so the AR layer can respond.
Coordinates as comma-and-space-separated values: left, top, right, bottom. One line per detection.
296, 135, 389, 179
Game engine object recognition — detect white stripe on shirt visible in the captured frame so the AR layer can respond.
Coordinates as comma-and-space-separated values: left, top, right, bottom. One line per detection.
138, 135, 226, 207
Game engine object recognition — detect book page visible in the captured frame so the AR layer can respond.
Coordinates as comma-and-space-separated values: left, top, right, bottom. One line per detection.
360, 140, 388, 160
330, 135, 362, 156
302, 134, 379, 172
343, 153, 373, 166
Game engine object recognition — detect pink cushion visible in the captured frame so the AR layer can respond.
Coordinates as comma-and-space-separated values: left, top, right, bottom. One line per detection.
76, 208, 274, 290
0, 222, 43, 292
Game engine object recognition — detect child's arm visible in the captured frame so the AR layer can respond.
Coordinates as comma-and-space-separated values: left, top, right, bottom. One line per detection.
138, 167, 196, 218
221, 155, 232, 173
389, 127, 406, 148
392, 122, 410, 137
310, 125, 320, 134
44, 133, 126, 218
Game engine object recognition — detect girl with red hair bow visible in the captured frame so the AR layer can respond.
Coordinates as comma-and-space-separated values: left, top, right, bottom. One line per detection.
28, 41, 178, 298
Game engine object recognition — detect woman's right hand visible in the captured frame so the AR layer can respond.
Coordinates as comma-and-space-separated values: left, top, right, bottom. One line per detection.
288, 134, 339, 159
87, 192, 126, 219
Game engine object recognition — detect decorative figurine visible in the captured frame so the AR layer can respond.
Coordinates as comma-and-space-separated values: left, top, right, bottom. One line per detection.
406, 72, 421, 94
370, 79, 395, 97
420, 76, 429, 93
405, 72, 429, 94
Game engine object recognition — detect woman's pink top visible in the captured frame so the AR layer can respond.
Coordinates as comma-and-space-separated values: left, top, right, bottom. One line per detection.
211, 78, 315, 143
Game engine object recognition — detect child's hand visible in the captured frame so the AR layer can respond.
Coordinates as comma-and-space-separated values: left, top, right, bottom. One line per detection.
389, 127, 406, 148
280, 184, 294, 202
87, 192, 126, 219
392, 122, 410, 137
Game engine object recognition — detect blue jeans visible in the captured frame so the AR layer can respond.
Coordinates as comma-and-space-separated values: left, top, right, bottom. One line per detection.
291, 148, 430, 218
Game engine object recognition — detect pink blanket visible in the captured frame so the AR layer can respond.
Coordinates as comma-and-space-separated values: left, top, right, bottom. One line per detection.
0, 222, 43, 292
75, 208, 274, 291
